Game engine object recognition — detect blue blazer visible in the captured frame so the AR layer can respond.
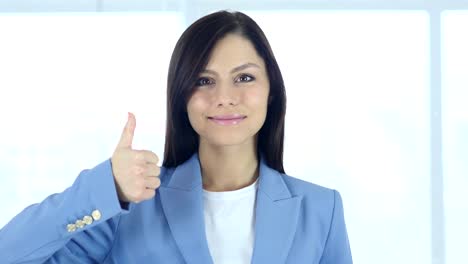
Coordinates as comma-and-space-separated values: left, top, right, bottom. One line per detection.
0, 153, 352, 263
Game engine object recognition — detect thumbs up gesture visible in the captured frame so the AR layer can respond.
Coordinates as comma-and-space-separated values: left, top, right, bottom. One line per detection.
111, 112, 161, 203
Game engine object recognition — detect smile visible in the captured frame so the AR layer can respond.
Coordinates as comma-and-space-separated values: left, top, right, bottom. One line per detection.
208, 115, 247, 126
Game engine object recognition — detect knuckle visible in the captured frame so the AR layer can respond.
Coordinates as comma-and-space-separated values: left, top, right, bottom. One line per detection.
129, 193, 138, 202
149, 167, 158, 177
136, 178, 145, 189
146, 150, 157, 160
147, 189, 156, 198
133, 152, 145, 162
146, 179, 155, 189
133, 166, 144, 176
135, 189, 145, 200
155, 178, 161, 188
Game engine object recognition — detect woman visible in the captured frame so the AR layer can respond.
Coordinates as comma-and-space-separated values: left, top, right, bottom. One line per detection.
0, 10, 352, 264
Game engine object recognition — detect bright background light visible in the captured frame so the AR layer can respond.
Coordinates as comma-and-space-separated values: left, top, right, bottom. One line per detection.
0, 2, 467, 264
0, 12, 182, 228
247, 11, 431, 264
442, 10, 468, 264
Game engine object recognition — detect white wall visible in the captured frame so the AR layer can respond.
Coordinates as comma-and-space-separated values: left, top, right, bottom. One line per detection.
0, 2, 467, 264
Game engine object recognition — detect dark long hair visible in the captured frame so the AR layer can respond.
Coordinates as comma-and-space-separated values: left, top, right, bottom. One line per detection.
162, 10, 287, 173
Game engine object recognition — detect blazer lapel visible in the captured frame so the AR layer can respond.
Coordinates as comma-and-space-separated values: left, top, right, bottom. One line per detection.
158, 153, 302, 264
159, 153, 213, 264
251, 156, 303, 264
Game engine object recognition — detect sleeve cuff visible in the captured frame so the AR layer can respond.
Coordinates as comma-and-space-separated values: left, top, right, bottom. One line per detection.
85, 158, 132, 219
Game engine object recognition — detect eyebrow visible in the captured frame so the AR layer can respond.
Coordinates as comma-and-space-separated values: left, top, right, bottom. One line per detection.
200, 62, 260, 75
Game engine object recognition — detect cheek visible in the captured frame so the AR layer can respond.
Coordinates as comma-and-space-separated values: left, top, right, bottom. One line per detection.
187, 93, 208, 124
244, 87, 269, 112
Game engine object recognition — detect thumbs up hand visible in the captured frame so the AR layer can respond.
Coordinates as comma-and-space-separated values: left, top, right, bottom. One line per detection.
111, 112, 161, 203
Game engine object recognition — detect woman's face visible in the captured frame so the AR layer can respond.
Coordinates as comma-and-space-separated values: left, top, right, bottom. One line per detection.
187, 33, 270, 148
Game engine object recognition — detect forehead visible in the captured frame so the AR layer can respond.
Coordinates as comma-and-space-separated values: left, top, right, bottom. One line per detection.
205, 34, 265, 70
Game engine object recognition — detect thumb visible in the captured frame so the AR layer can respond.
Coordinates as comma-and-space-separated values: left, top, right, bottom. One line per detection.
117, 112, 136, 148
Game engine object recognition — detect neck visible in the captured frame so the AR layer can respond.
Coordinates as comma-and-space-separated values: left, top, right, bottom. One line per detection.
198, 138, 259, 192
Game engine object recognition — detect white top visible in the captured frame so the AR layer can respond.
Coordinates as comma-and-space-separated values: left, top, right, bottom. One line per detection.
203, 178, 259, 264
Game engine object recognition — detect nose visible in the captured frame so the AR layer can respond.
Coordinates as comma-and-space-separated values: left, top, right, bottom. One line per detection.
214, 82, 239, 107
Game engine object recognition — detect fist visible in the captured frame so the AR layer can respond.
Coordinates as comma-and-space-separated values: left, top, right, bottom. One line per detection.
111, 112, 161, 203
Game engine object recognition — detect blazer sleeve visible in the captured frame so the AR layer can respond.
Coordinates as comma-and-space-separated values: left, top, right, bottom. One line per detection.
0, 158, 131, 264
319, 190, 353, 264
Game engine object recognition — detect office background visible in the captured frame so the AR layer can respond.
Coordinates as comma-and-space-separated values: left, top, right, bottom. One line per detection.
0, 1, 466, 264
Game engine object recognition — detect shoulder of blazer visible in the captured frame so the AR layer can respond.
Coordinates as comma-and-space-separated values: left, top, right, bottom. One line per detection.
278, 173, 338, 212
280, 173, 335, 197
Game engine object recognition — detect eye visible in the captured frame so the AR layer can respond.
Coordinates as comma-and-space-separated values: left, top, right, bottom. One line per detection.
195, 77, 214, 87
236, 74, 255, 83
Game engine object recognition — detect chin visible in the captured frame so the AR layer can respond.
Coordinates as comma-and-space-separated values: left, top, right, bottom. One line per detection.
203, 133, 254, 147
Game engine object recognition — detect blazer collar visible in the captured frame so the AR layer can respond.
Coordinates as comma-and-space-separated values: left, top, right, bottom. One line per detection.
164, 152, 203, 191
164, 152, 293, 200
159, 152, 302, 264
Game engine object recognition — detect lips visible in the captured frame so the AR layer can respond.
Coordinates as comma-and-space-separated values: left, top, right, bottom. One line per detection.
208, 114, 247, 125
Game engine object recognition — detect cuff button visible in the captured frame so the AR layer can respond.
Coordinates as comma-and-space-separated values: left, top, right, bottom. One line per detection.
83, 215, 93, 225
91, 209, 101, 221
75, 219, 85, 228
67, 224, 76, 233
